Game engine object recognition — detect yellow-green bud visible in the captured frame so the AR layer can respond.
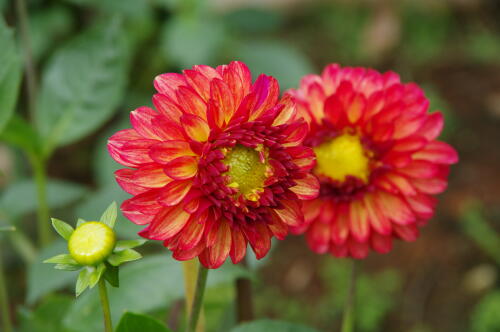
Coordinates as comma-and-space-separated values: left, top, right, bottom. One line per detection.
68, 222, 116, 266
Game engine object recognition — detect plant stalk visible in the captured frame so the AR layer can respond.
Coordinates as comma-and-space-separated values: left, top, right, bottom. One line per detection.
0, 243, 13, 332
31, 155, 51, 247
98, 279, 113, 332
14, 0, 38, 120
236, 256, 254, 322
182, 260, 205, 332
341, 260, 358, 332
187, 264, 209, 332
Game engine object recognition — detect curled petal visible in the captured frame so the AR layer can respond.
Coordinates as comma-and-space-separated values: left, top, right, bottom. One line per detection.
290, 173, 320, 200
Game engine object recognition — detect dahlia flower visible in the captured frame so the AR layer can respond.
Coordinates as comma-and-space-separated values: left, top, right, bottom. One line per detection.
288, 64, 458, 259
108, 61, 319, 268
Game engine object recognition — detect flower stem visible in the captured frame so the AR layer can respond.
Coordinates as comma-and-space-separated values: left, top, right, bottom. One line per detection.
236, 256, 254, 322
187, 264, 209, 332
31, 155, 51, 247
15, 0, 38, 119
0, 243, 13, 332
98, 279, 113, 332
341, 260, 358, 332
182, 260, 205, 332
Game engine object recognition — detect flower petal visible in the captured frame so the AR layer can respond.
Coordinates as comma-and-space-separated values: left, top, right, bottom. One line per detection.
273, 200, 304, 227
158, 180, 193, 206
290, 173, 320, 200
181, 114, 210, 142
143, 205, 191, 240
164, 156, 198, 180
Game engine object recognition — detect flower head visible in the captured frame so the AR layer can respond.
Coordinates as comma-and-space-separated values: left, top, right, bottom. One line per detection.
288, 64, 458, 259
44, 202, 146, 296
108, 61, 319, 269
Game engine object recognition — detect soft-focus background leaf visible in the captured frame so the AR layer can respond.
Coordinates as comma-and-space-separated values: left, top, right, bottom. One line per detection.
116, 312, 172, 332
27, 240, 78, 304
63, 254, 251, 332
0, 179, 86, 222
35, 18, 129, 154
18, 295, 74, 332
0, 17, 23, 133
230, 319, 319, 332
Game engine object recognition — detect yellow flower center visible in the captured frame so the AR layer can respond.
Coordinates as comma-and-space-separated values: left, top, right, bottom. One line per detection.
314, 133, 371, 183
68, 222, 116, 266
223, 144, 268, 201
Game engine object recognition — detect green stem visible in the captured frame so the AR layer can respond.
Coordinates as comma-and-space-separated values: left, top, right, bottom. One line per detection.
30, 155, 51, 247
341, 260, 358, 332
187, 264, 209, 332
9, 229, 37, 264
98, 279, 113, 332
0, 243, 13, 332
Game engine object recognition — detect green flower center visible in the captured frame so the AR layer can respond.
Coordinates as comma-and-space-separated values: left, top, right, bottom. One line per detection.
314, 133, 371, 183
68, 222, 116, 266
223, 144, 269, 201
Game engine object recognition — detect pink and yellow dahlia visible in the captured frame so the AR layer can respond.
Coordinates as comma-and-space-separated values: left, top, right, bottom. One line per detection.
288, 64, 458, 259
108, 61, 319, 268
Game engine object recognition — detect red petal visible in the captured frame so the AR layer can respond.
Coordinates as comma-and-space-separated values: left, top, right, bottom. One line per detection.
249, 75, 280, 121
348, 239, 370, 259
349, 200, 370, 242
132, 164, 172, 188
154, 73, 187, 101
287, 146, 316, 171
210, 78, 235, 123
420, 112, 444, 140
144, 205, 190, 240
173, 241, 205, 261
184, 69, 211, 101
149, 141, 195, 164
119, 140, 156, 166
413, 141, 458, 164
375, 192, 416, 226
152, 94, 183, 123
398, 160, 440, 179
331, 204, 349, 245
115, 169, 148, 195
130, 107, 163, 139
177, 211, 208, 250
371, 232, 393, 254
207, 220, 232, 268
393, 224, 419, 242
268, 212, 288, 240
306, 220, 330, 254
158, 180, 193, 206
273, 94, 297, 126
363, 194, 391, 235
273, 200, 304, 227
176, 86, 207, 120
412, 177, 448, 195
229, 227, 247, 264
164, 156, 198, 180
181, 114, 210, 142
247, 222, 271, 260
121, 190, 162, 216
222, 61, 252, 107
290, 173, 320, 200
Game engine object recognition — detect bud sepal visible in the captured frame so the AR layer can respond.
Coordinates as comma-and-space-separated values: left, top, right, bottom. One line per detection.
43, 202, 146, 296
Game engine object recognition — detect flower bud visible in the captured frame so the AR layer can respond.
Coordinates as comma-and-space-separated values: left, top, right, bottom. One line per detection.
68, 222, 116, 266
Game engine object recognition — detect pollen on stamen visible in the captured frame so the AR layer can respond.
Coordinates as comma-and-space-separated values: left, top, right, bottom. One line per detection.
314, 133, 372, 183
222, 144, 269, 200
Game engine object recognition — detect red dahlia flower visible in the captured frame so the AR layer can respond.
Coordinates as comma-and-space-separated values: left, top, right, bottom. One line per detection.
108, 61, 319, 268
288, 64, 458, 259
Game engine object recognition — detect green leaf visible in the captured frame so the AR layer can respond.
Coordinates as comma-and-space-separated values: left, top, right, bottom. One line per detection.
114, 239, 147, 251
0, 179, 87, 222
27, 240, 79, 304
35, 18, 129, 155
0, 17, 22, 133
103, 262, 119, 287
161, 15, 225, 67
100, 201, 117, 228
471, 291, 500, 332
88, 263, 106, 288
29, 5, 75, 61
18, 295, 74, 332
77, 218, 86, 227
230, 320, 319, 332
51, 218, 74, 240
116, 312, 172, 332
0, 114, 40, 155
76, 268, 92, 297
44, 254, 78, 265
107, 249, 142, 266
232, 40, 315, 90
54, 264, 82, 271
63, 255, 250, 332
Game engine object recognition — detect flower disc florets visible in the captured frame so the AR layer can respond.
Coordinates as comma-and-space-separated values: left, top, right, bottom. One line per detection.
68, 222, 116, 266
289, 64, 458, 259
108, 61, 319, 268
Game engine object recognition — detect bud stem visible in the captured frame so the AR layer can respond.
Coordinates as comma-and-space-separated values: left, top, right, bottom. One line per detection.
341, 260, 358, 332
98, 279, 113, 332
182, 260, 205, 331
187, 264, 209, 332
